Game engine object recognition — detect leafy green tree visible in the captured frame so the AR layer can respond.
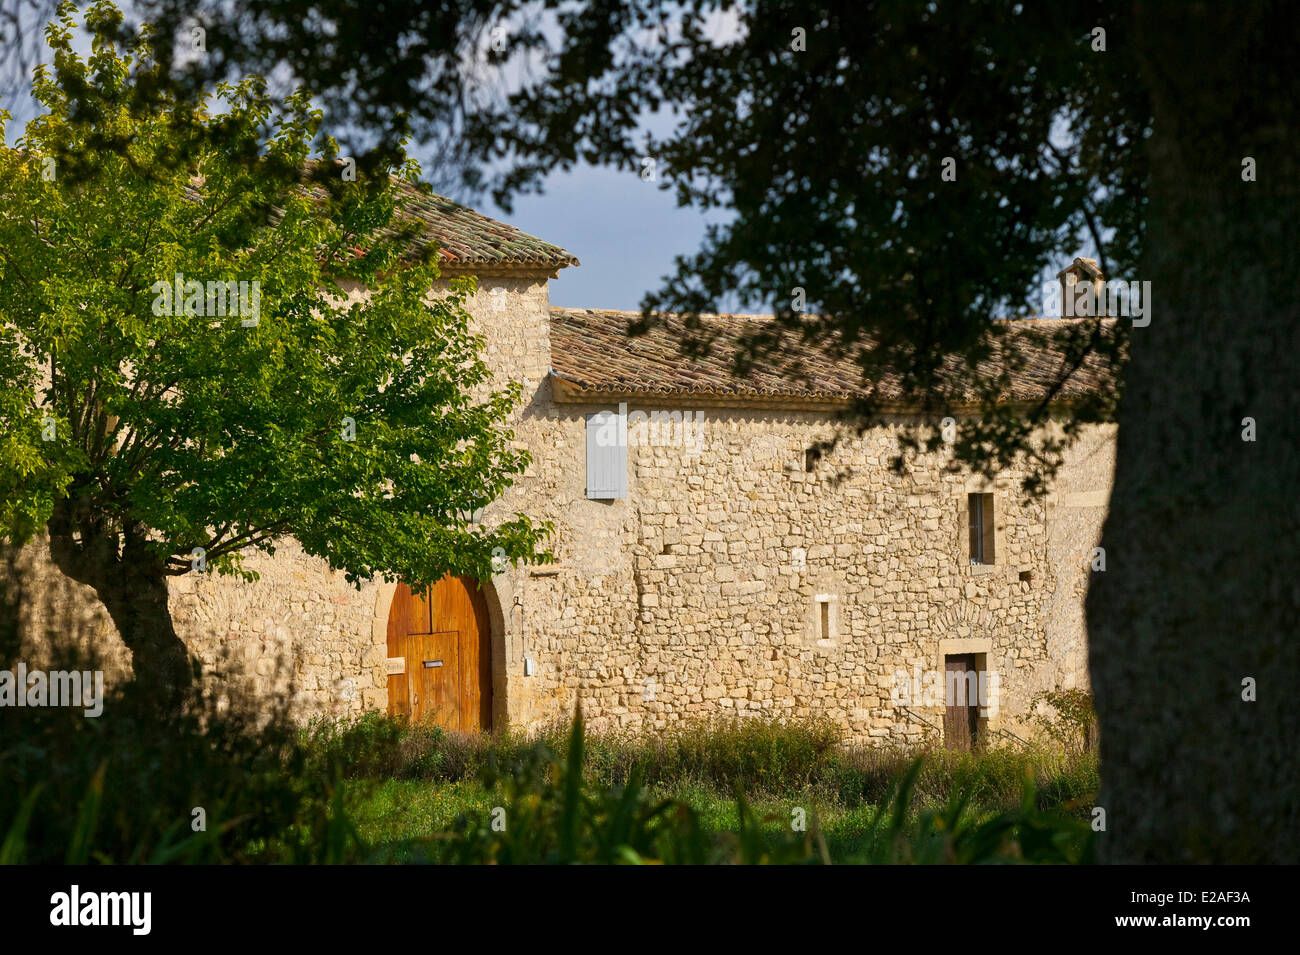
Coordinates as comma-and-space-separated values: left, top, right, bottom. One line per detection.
0, 6, 550, 710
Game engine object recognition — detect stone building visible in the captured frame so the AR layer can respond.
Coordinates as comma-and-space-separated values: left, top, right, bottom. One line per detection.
10, 192, 1115, 747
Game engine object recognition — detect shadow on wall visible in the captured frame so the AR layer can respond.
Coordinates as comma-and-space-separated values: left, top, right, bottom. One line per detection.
0, 542, 126, 689
0, 540, 303, 726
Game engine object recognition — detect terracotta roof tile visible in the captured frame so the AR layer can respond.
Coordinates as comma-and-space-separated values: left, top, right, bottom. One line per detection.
389, 180, 578, 271
549, 307, 1117, 407
186, 169, 579, 273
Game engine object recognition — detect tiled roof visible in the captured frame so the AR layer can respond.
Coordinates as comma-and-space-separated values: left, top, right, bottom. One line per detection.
549, 307, 1117, 407
186, 169, 578, 273
389, 180, 579, 272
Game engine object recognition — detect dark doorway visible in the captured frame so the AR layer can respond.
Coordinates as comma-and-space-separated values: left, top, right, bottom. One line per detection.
943, 653, 982, 750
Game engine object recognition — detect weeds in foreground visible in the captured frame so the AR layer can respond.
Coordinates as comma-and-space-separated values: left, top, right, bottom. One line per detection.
364, 711, 1095, 864
4, 707, 1095, 863
305, 709, 1099, 814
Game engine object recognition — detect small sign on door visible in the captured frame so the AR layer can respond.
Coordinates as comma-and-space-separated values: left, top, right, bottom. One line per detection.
422, 660, 443, 668
386, 657, 406, 675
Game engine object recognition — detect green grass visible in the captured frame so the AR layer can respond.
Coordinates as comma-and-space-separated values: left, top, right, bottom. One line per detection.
347, 778, 849, 857
301, 712, 1097, 800
1, 700, 1098, 863
343, 773, 1083, 863
317, 712, 1099, 864
307, 709, 1099, 812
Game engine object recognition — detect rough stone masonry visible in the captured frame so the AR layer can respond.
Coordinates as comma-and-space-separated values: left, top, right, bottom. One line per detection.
9, 191, 1115, 746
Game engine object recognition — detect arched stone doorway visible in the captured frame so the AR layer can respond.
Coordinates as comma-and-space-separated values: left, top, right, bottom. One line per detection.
385, 575, 493, 730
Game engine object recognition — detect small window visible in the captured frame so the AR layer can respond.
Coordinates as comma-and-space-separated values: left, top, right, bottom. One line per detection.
586, 410, 627, 499
813, 593, 836, 643
968, 493, 995, 565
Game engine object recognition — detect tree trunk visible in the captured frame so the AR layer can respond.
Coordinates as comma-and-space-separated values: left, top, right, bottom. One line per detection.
46, 509, 193, 717
99, 560, 194, 713
1087, 3, 1300, 862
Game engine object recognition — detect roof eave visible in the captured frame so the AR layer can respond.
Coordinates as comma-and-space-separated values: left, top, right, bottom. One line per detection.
549, 373, 1096, 415
437, 260, 577, 280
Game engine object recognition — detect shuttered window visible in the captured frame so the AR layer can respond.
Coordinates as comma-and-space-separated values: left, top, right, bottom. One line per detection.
968, 492, 995, 564
586, 410, 627, 499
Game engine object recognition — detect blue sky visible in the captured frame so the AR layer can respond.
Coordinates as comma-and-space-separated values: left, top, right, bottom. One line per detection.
470, 162, 725, 312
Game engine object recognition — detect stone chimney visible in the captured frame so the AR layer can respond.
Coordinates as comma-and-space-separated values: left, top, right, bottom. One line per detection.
1056, 257, 1105, 317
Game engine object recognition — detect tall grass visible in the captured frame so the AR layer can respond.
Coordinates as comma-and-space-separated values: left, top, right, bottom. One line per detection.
344, 711, 1097, 864
303, 710, 1099, 815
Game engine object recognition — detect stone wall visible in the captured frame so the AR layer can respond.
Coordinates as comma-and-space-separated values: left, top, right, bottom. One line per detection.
9, 269, 1116, 745
500, 396, 1114, 742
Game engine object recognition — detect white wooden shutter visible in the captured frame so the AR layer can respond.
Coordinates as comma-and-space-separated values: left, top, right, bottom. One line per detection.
586, 410, 627, 499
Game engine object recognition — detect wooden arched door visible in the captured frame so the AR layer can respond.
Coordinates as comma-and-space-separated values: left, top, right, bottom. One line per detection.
386, 575, 492, 730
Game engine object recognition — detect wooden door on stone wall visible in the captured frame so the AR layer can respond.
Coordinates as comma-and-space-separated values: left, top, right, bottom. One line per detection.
386, 575, 492, 731
943, 653, 981, 751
